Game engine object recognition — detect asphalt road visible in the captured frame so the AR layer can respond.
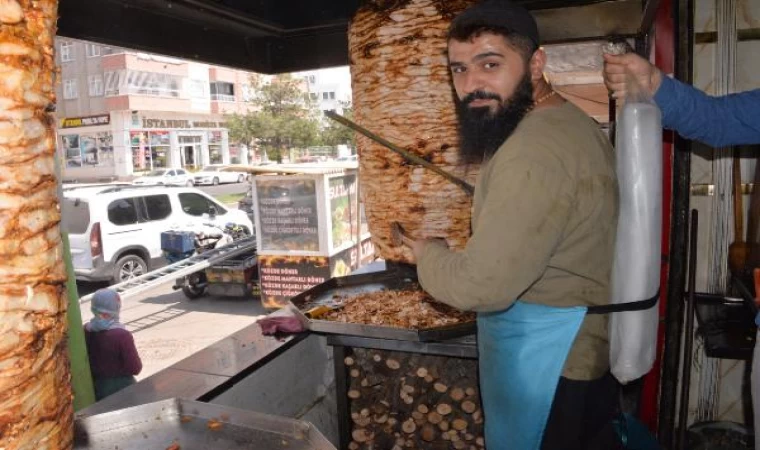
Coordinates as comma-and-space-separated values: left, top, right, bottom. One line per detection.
77, 280, 269, 380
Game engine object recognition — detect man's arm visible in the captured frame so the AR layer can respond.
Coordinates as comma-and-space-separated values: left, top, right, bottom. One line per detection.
655, 76, 760, 147
416, 141, 573, 312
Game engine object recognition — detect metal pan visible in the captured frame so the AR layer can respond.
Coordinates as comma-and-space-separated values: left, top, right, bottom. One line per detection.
73, 398, 336, 450
288, 270, 476, 342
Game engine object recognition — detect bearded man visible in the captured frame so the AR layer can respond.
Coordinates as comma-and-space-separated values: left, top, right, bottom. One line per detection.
402, 1, 622, 449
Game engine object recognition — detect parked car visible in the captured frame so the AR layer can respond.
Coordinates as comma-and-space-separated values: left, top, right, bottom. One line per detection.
133, 168, 193, 186
62, 184, 254, 283
193, 165, 247, 185
336, 154, 358, 162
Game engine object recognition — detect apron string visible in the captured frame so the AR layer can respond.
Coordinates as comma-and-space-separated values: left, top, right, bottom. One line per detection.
586, 290, 659, 315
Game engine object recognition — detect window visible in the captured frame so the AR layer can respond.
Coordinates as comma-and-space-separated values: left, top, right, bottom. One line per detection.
179, 193, 226, 216
329, 92, 336, 100
88, 75, 104, 96
176, 169, 186, 175
322, 92, 329, 100
108, 198, 138, 225
85, 44, 101, 58
101, 46, 114, 55
142, 195, 171, 221
63, 79, 78, 99
104, 71, 121, 96
61, 199, 90, 234
107, 70, 184, 98
309, 92, 318, 101
309, 75, 316, 84
60, 41, 74, 62
210, 82, 235, 101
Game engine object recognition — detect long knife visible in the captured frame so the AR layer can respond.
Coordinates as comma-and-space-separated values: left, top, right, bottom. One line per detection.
325, 110, 475, 197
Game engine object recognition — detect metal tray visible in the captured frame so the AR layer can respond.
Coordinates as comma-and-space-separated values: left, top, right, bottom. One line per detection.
288, 270, 476, 342
73, 398, 336, 450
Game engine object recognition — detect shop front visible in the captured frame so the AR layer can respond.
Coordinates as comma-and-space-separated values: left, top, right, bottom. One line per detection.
57, 111, 233, 182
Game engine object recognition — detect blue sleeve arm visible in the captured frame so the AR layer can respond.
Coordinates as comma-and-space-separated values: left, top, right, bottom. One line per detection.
654, 76, 760, 147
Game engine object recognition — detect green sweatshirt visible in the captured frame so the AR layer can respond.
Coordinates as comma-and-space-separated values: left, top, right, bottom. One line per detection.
418, 101, 618, 380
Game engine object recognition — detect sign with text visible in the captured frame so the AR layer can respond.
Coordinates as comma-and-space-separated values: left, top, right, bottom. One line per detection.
258, 255, 330, 308
142, 118, 226, 129
60, 114, 110, 129
256, 178, 320, 252
329, 237, 376, 278
329, 174, 359, 251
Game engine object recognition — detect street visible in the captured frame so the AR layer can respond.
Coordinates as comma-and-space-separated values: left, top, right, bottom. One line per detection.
78, 280, 269, 380
197, 181, 250, 198
77, 182, 263, 380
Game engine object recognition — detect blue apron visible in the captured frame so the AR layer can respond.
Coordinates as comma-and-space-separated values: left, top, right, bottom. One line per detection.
478, 293, 659, 450
478, 301, 587, 450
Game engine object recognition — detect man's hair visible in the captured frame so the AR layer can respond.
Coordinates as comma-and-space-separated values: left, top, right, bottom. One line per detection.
448, 24, 538, 62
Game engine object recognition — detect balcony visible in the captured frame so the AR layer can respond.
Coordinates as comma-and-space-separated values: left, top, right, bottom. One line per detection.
210, 93, 235, 102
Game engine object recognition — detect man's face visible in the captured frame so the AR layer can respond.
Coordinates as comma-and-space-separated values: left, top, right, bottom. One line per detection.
448, 32, 529, 115
448, 32, 535, 163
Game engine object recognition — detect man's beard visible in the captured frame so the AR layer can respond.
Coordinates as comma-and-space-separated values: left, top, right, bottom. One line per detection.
455, 75, 534, 164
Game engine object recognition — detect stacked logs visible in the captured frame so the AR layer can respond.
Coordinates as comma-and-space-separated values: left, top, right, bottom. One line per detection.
344, 349, 483, 450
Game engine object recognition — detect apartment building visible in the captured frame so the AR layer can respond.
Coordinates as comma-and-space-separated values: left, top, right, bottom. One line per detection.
55, 38, 258, 182
298, 67, 352, 118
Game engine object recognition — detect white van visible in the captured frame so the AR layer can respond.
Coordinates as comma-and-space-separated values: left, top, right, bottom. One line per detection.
62, 184, 253, 283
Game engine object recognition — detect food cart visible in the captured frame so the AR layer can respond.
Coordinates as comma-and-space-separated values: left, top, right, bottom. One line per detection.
244, 164, 375, 308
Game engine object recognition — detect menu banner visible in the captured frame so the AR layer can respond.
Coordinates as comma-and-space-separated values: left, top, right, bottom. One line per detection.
258, 255, 330, 308
256, 178, 320, 252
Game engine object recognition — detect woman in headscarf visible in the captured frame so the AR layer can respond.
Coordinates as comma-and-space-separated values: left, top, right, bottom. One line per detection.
84, 288, 142, 400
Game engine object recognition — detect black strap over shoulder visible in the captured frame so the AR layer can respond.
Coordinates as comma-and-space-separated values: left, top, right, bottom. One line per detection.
586, 290, 659, 315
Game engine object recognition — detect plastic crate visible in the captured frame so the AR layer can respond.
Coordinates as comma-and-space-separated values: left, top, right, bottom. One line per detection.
161, 231, 195, 253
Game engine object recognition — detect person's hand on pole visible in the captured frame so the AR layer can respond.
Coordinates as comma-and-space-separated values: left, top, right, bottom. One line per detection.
603, 53, 663, 101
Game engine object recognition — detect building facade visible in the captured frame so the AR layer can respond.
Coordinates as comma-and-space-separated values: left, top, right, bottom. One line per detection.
55, 38, 259, 182
298, 67, 352, 118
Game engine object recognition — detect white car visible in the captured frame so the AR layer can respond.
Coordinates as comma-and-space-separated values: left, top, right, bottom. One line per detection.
133, 168, 193, 186
192, 165, 247, 185
61, 184, 254, 283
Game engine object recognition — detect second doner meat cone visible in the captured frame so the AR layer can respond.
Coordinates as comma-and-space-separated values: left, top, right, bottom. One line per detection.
349, 0, 477, 264
0, 1, 74, 449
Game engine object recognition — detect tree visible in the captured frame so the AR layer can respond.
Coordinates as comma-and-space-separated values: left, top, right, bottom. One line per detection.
227, 74, 321, 163
320, 103, 356, 148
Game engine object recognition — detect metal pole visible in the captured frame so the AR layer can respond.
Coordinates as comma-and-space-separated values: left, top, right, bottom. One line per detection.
677, 210, 698, 449
658, 0, 694, 444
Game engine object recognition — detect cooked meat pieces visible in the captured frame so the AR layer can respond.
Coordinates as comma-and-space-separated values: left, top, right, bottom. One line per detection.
0, 2, 73, 450
350, 0, 479, 264
323, 289, 474, 329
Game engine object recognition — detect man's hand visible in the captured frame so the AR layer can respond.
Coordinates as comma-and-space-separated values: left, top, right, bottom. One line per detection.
603, 53, 662, 101
398, 232, 427, 263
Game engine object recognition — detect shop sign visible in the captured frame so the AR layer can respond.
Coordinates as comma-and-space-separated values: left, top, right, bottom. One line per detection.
60, 114, 110, 129
142, 118, 227, 129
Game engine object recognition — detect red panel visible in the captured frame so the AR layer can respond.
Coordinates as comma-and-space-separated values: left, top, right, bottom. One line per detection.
638, 0, 675, 433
